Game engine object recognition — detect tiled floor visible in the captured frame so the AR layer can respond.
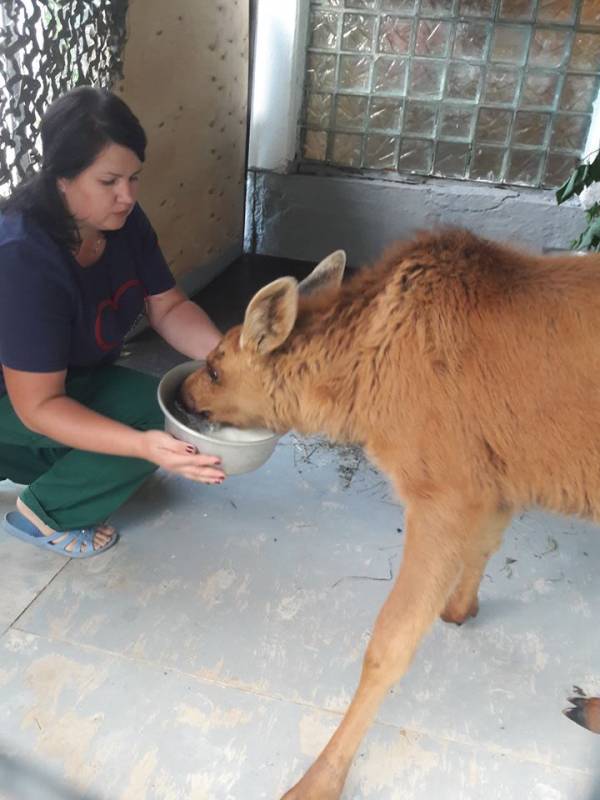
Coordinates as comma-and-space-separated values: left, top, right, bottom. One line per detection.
1, 255, 599, 800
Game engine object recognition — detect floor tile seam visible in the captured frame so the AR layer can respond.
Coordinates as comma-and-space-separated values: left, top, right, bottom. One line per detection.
4, 561, 71, 633
7, 627, 595, 777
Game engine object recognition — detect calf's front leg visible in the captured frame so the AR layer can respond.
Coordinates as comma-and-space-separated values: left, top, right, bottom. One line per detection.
281, 498, 490, 800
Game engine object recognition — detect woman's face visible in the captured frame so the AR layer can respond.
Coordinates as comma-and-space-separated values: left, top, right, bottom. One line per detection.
57, 142, 142, 233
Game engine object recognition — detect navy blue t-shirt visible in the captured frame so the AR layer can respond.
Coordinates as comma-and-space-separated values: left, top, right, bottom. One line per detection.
0, 204, 175, 396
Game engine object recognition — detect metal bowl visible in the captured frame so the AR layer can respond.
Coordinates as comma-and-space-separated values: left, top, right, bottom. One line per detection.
157, 360, 279, 476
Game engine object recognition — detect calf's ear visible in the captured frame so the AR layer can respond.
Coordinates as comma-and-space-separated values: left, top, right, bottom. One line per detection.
240, 277, 299, 354
298, 250, 346, 296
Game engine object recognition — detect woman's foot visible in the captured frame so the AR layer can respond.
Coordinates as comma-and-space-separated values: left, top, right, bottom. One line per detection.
14, 497, 116, 555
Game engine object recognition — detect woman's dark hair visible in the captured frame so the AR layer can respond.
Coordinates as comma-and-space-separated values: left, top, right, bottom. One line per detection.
1, 85, 147, 251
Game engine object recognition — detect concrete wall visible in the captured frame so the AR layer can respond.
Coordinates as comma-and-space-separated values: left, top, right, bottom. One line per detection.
247, 170, 587, 267
245, 1, 588, 268
116, 0, 249, 293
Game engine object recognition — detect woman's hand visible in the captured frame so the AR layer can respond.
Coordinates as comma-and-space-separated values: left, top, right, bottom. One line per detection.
138, 430, 225, 484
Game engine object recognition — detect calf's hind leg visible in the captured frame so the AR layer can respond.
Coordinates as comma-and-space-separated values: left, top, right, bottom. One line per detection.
441, 509, 512, 625
281, 497, 492, 800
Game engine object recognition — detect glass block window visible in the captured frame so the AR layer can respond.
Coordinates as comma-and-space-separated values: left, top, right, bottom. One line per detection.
300, 0, 600, 188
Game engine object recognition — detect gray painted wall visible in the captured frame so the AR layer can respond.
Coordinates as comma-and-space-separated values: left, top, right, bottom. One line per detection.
246, 169, 586, 267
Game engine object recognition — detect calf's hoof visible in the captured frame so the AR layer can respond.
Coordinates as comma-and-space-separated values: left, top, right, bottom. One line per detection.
440, 597, 479, 626
563, 695, 600, 734
281, 786, 343, 800
280, 763, 346, 800
281, 784, 343, 800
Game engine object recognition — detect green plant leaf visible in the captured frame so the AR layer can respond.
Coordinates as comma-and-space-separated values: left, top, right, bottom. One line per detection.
556, 164, 590, 204
587, 151, 600, 182
577, 216, 600, 250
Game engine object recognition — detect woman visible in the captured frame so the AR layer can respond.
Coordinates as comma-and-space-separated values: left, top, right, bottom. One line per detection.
0, 86, 226, 557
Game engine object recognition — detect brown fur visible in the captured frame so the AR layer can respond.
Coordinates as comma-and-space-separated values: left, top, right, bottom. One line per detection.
182, 229, 600, 799
564, 694, 600, 734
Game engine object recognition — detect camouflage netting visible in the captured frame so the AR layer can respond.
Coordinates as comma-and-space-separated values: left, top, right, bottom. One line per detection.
0, 0, 129, 193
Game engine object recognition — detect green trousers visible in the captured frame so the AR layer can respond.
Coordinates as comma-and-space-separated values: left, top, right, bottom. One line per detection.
0, 364, 163, 530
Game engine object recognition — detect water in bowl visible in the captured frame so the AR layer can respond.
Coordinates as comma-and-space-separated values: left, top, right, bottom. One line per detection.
169, 397, 221, 434
169, 397, 273, 442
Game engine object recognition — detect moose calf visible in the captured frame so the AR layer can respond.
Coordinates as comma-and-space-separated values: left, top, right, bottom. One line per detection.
182, 228, 600, 799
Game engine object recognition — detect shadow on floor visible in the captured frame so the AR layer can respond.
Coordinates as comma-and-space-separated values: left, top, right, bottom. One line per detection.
194, 252, 315, 332
0, 751, 101, 800
120, 253, 315, 376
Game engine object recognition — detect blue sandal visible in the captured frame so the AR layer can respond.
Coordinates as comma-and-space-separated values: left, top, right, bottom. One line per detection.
2, 511, 119, 558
